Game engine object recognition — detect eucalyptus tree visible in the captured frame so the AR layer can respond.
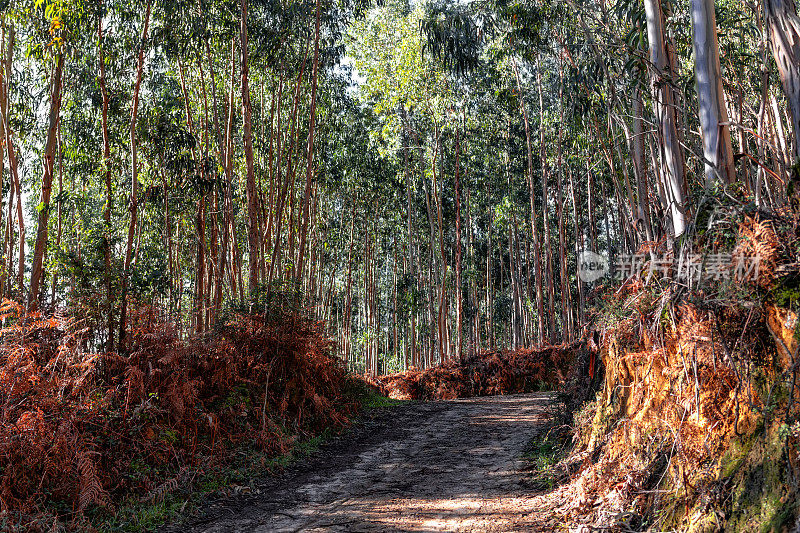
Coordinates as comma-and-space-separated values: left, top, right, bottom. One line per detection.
765, 0, 800, 163
1, 0, 797, 372
690, 0, 735, 185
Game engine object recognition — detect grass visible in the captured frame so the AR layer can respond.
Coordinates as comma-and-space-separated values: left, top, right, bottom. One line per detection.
98, 495, 191, 532
522, 431, 569, 491
359, 388, 408, 410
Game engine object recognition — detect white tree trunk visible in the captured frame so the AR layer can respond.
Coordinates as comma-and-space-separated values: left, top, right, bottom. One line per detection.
691, 0, 736, 185
766, 0, 800, 162
644, 0, 688, 236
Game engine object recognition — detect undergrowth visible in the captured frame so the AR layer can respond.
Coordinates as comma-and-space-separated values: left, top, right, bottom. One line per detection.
0, 299, 378, 532
100, 426, 337, 532
522, 425, 572, 492
374, 343, 584, 400
554, 208, 800, 531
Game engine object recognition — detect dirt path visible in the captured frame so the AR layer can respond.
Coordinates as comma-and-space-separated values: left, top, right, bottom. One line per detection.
174, 393, 565, 532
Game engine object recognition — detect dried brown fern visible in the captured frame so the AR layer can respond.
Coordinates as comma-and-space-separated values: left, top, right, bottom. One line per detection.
734, 216, 780, 288
0, 298, 358, 527
77, 451, 109, 511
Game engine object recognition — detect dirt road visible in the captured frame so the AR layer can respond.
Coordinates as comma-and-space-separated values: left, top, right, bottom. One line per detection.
175, 393, 563, 532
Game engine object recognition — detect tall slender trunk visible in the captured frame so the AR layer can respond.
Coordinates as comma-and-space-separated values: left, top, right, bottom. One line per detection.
241, 0, 259, 296
556, 64, 571, 340
0, 22, 6, 301
587, 165, 597, 252
29, 52, 64, 307
177, 59, 206, 333
119, 0, 153, 347
198, 51, 215, 331
691, 0, 736, 184
631, 83, 654, 241
644, 0, 688, 236
2, 25, 21, 297
511, 56, 544, 345
765, 0, 800, 162
536, 65, 556, 343
225, 38, 241, 298
454, 123, 463, 360
568, 167, 585, 327
206, 35, 227, 318
268, 41, 309, 286
296, 0, 321, 282
486, 181, 494, 350
51, 128, 63, 306
401, 110, 417, 366
344, 202, 356, 364
0, 21, 9, 298
98, 14, 115, 349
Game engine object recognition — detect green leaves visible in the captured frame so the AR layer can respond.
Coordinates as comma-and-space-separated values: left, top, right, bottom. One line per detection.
419, 1, 489, 77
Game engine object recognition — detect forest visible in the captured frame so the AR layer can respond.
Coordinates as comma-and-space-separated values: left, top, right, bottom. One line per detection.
1, 0, 800, 530
0, 0, 788, 370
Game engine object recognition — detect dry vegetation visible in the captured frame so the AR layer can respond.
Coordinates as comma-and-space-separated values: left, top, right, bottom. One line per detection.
539, 215, 800, 531
4, 211, 800, 532
373, 342, 587, 401
0, 300, 363, 531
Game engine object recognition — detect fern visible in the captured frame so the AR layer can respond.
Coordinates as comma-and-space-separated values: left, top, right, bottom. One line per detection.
77, 451, 109, 511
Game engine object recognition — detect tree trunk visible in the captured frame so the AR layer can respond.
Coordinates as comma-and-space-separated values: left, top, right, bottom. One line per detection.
691, 0, 736, 185
536, 65, 556, 343
296, 0, 321, 282
98, 14, 115, 349
29, 52, 64, 308
241, 0, 259, 297
765, 0, 800, 162
51, 127, 63, 306
631, 84, 654, 241
119, 0, 153, 347
644, 0, 688, 236
454, 123, 463, 361
0, 22, 6, 301
556, 63, 572, 340
511, 57, 545, 345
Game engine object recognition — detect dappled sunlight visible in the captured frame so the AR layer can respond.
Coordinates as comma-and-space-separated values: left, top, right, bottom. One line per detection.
192, 394, 563, 532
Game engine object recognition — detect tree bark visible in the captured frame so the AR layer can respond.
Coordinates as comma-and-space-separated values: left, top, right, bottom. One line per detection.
296, 0, 321, 282
98, 14, 115, 349
691, 0, 736, 185
119, 0, 153, 347
241, 0, 259, 297
455, 123, 463, 360
536, 65, 556, 343
765, 0, 800, 162
29, 52, 64, 308
511, 56, 545, 345
644, 0, 688, 236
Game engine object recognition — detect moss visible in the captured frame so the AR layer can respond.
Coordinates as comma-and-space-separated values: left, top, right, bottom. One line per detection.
719, 432, 757, 480
98, 494, 193, 532
686, 511, 723, 533
762, 497, 797, 533
726, 425, 797, 532
358, 389, 407, 410
589, 386, 621, 446
769, 278, 800, 314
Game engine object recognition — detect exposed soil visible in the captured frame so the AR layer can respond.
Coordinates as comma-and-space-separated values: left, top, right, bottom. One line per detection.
168, 393, 568, 532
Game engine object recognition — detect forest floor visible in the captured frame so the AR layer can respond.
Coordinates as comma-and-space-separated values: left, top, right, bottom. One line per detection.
166, 392, 571, 532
